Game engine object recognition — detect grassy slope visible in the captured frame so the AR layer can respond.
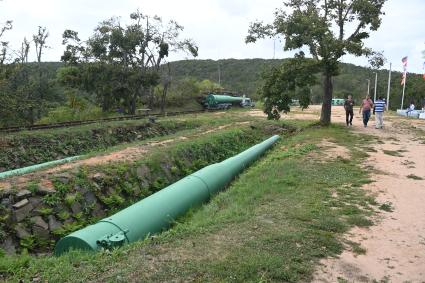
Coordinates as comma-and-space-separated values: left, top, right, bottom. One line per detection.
1, 121, 381, 282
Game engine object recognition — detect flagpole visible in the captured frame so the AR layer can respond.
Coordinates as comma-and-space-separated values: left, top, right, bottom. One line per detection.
373, 72, 378, 102
386, 63, 391, 110
401, 72, 407, 110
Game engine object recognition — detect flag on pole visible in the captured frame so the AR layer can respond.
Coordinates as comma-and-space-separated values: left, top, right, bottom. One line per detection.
401, 56, 408, 85
402, 56, 408, 67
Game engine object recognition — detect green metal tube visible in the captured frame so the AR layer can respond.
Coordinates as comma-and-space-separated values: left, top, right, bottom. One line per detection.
55, 135, 279, 255
206, 94, 245, 107
0, 156, 81, 180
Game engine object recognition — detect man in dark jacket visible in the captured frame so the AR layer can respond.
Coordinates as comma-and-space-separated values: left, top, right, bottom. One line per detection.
344, 95, 355, 126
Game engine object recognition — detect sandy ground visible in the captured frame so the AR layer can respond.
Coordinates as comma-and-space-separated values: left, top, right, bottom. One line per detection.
0, 122, 248, 190
285, 105, 425, 283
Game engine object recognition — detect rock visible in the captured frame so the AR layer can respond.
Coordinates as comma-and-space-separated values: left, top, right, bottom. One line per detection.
13, 198, 29, 209
136, 165, 150, 178
83, 191, 97, 205
92, 182, 102, 191
1, 196, 12, 207
160, 163, 172, 179
15, 223, 30, 239
31, 216, 49, 230
70, 202, 82, 214
36, 185, 56, 195
1, 237, 16, 255
32, 225, 49, 239
28, 197, 42, 209
13, 202, 34, 222
16, 189, 32, 199
0, 186, 13, 198
74, 184, 89, 194
48, 215, 62, 231
92, 173, 105, 182
92, 203, 106, 218
55, 172, 72, 184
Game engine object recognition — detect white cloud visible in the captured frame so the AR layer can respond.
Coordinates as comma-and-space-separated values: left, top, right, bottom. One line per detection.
0, 0, 423, 73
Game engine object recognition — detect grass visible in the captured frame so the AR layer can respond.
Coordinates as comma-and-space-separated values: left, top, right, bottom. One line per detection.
382, 150, 403, 157
406, 174, 424, 180
379, 202, 394, 212
0, 121, 378, 282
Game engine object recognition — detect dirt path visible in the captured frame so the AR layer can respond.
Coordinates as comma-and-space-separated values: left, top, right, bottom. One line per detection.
0, 122, 248, 190
289, 106, 425, 282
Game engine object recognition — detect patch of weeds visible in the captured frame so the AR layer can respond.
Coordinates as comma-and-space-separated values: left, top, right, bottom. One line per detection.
407, 174, 424, 180
379, 202, 394, 212
382, 150, 402, 157
346, 241, 367, 255
272, 143, 318, 160
347, 215, 373, 227
42, 193, 61, 206
26, 182, 39, 194
362, 147, 378, 153
64, 193, 81, 207
19, 236, 36, 252
57, 211, 71, 221
100, 193, 125, 208
36, 207, 53, 216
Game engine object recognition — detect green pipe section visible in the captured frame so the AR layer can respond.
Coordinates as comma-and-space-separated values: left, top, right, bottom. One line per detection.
0, 156, 81, 180
55, 135, 280, 255
206, 94, 245, 107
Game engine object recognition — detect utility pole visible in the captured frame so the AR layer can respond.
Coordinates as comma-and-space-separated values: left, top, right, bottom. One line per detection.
373, 72, 378, 102
386, 63, 392, 110
218, 60, 221, 85
273, 39, 276, 59
366, 79, 370, 97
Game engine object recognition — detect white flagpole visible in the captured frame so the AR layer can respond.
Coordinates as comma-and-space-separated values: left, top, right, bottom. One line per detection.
386, 63, 391, 110
374, 72, 378, 102
401, 72, 407, 110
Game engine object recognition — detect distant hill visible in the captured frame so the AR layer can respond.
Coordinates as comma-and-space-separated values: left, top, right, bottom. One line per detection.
168, 59, 425, 109
33, 59, 425, 109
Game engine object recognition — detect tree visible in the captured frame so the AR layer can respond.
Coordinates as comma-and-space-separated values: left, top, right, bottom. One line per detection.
247, 0, 387, 125
260, 54, 318, 119
60, 11, 197, 114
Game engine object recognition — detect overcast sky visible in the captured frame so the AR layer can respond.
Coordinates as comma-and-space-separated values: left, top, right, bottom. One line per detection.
0, 0, 424, 73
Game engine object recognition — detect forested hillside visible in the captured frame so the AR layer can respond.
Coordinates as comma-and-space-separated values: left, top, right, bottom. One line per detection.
168, 59, 425, 108
1, 59, 424, 127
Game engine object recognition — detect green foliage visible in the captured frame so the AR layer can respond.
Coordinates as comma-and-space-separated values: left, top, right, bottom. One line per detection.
247, 0, 387, 124
0, 119, 198, 171
57, 211, 71, 221
19, 236, 36, 251
42, 193, 61, 206
60, 11, 197, 114
36, 207, 54, 216
260, 54, 318, 119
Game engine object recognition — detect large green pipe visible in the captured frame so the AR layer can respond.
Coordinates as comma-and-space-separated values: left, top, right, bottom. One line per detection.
206, 94, 245, 107
0, 156, 81, 180
55, 135, 279, 255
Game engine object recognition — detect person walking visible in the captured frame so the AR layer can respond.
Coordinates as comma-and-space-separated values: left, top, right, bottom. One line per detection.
344, 95, 355, 126
374, 96, 386, 129
359, 94, 374, 127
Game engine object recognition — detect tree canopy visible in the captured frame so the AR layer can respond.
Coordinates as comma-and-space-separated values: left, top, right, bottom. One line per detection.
59, 11, 198, 114
247, 0, 387, 124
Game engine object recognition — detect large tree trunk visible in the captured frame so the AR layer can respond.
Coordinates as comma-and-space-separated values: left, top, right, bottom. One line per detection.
130, 91, 137, 115
160, 83, 169, 114
320, 73, 333, 125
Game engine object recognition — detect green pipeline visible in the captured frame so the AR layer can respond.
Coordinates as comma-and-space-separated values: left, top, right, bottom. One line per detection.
0, 156, 81, 180
55, 135, 280, 255
206, 94, 244, 106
